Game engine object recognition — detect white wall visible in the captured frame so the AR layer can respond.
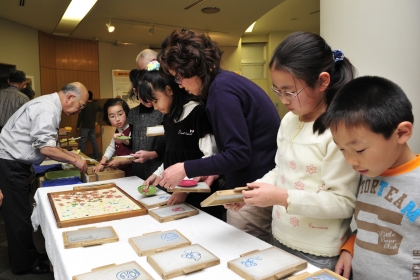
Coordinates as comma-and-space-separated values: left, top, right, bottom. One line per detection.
98, 42, 149, 99
0, 17, 41, 96
321, 0, 420, 153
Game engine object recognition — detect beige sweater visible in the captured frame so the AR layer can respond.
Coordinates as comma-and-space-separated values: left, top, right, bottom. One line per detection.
258, 112, 359, 256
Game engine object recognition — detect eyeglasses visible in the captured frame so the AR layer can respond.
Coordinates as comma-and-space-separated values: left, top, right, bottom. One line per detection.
73, 97, 86, 109
270, 85, 307, 100
174, 75, 183, 85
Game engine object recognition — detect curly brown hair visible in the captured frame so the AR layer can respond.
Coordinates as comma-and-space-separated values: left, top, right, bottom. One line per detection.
159, 29, 222, 98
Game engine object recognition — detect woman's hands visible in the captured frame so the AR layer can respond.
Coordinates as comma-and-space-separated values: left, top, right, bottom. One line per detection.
159, 163, 186, 189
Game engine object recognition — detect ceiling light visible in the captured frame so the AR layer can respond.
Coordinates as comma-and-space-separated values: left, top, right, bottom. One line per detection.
148, 24, 154, 36
245, 21, 256, 33
53, 0, 97, 36
201, 7, 220, 14
106, 18, 115, 32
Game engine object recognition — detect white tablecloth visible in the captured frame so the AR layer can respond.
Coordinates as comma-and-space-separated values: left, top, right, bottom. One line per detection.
31, 176, 318, 280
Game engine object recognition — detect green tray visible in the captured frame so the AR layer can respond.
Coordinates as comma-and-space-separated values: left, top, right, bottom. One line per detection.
45, 170, 81, 181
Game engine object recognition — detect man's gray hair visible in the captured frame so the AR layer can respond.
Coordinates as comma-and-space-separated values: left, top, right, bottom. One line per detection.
61, 83, 82, 97
135, 49, 157, 64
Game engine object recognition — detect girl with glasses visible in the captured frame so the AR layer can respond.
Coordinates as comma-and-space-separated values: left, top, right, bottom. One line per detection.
239, 32, 360, 271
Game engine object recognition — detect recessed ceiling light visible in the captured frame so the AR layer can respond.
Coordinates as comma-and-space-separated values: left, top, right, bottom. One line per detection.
201, 7, 220, 14
245, 22, 256, 33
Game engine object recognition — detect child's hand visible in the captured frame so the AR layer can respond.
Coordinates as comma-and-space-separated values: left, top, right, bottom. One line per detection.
145, 174, 161, 186
224, 202, 245, 211
92, 164, 105, 173
167, 192, 188, 205
114, 133, 123, 144
131, 150, 153, 163
334, 250, 352, 279
243, 182, 288, 207
106, 159, 121, 169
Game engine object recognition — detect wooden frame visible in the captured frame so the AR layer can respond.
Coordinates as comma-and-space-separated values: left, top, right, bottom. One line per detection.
48, 183, 147, 228
228, 246, 307, 280
138, 194, 171, 209
286, 268, 347, 280
148, 203, 199, 223
200, 187, 248, 207
146, 125, 165, 136
72, 261, 153, 280
129, 229, 191, 256
63, 226, 119, 249
147, 244, 220, 279
168, 182, 211, 193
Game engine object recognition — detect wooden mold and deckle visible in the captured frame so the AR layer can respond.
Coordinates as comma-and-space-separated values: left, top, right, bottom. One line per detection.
147, 244, 220, 279
62, 226, 119, 249
48, 183, 147, 228
200, 187, 248, 207
286, 268, 347, 280
167, 182, 211, 193
148, 203, 199, 223
129, 229, 191, 256
72, 261, 154, 280
138, 193, 171, 209
146, 125, 165, 136
228, 246, 307, 280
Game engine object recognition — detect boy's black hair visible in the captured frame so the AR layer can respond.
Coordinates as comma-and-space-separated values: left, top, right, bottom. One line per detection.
102, 98, 130, 126
315, 76, 414, 139
138, 70, 202, 124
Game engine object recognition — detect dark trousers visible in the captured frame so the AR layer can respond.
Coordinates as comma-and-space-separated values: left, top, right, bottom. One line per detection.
0, 158, 40, 273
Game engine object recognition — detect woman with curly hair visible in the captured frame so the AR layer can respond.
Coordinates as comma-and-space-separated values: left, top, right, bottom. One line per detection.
158, 29, 280, 242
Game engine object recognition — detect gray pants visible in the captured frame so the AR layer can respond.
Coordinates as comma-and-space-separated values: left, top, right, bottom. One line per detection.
227, 204, 272, 243
273, 238, 339, 271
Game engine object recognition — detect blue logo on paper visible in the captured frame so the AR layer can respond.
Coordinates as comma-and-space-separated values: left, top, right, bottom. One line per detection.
161, 232, 178, 241
181, 250, 201, 261
116, 269, 141, 279
159, 195, 169, 200
241, 257, 262, 267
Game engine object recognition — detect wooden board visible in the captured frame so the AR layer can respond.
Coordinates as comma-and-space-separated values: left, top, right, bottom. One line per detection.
168, 182, 211, 193
138, 193, 171, 209
228, 246, 307, 280
147, 244, 220, 279
146, 125, 164, 136
63, 226, 119, 249
129, 229, 191, 256
72, 261, 154, 280
200, 187, 248, 207
148, 203, 199, 223
287, 268, 347, 280
48, 183, 147, 228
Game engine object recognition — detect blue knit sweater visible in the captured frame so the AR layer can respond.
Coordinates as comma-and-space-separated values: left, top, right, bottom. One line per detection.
184, 70, 280, 189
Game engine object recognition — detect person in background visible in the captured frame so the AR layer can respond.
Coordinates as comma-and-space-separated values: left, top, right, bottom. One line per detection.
158, 29, 280, 242
21, 82, 36, 100
316, 76, 420, 280
77, 90, 102, 160
136, 49, 157, 70
93, 98, 133, 176
236, 32, 359, 270
0, 82, 88, 275
127, 69, 165, 180
141, 60, 223, 220
0, 70, 29, 132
